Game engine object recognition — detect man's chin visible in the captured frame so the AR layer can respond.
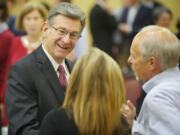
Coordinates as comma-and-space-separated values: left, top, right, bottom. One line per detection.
55, 51, 67, 59
52, 53, 67, 63
135, 75, 145, 83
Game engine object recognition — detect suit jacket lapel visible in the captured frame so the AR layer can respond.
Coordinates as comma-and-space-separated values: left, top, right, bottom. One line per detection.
34, 45, 65, 102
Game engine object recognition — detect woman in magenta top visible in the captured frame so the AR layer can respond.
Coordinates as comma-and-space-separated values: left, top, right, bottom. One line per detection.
10, 1, 48, 64
0, 0, 14, 126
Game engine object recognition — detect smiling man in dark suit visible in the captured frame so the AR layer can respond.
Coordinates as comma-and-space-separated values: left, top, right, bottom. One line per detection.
5, 2, 85, 135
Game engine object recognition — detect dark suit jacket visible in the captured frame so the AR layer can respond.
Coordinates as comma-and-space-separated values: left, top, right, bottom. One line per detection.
120, 3, 153, 42
5, 45, 74, 135
90, 4, 117, 56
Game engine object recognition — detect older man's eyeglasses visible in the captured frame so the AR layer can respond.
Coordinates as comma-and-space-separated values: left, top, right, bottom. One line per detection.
51, 25, 81, 40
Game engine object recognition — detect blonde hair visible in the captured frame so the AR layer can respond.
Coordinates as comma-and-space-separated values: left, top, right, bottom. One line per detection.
16, 1, 48, 31
62, 48, 127, 135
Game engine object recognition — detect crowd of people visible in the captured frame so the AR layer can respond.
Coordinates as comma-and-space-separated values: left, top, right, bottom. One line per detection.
0, 0, 180, 135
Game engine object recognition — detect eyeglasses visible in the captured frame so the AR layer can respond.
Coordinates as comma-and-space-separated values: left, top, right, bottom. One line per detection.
50, 25, 81, 40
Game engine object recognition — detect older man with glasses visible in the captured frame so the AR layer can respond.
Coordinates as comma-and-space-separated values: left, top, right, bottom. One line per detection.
5, 2, 85, 135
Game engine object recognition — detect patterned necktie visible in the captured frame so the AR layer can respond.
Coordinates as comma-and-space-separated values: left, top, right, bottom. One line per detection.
57, 65, 67, 86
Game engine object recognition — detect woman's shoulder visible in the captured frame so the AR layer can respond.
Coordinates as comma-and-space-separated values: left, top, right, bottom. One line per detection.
43, 108, 79, 134
44, 108, 68, 122
46, 108, 76, 128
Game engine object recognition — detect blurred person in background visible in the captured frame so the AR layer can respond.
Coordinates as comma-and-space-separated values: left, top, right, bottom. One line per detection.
153, 6, 172, 29
9, 1, 48, 65
113, 0, 131, 49
113, 0, 131, 21
90, 0, 119, 60
119, 0, 153, 44
40, 48, 132, 135
176, 14, 180, 40
0, 0, 14, 128
5, 3, 85, 135
117, 0, 153, 77
7, 0, 29, 36
7, 0, 50, 36
142, 0, 162, 9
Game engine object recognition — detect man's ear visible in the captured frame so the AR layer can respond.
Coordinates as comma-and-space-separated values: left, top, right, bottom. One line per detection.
42, 22, 49, 39
42, 22, 48, 32
149, 56, 161, 71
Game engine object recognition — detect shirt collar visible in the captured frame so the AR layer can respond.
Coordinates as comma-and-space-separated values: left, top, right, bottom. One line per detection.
143, 67, 180, 93
42, 44, 59, 70
42, 44, 67, 74
42, 44, 70, 82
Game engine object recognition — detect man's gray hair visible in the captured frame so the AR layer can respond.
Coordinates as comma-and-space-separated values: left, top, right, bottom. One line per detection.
47, 2, 85, 32
140, 25, 180, 70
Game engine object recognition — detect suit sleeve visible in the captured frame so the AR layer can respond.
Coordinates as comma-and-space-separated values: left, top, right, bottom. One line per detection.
5, 63, 39, 135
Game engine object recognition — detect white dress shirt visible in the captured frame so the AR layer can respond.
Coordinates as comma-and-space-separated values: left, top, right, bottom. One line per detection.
132, 67, 180, 135
42, 44, 70, 82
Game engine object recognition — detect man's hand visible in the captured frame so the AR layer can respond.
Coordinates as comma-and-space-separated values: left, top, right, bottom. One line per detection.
118, 23, 130, 34
120, 100, 136, 127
